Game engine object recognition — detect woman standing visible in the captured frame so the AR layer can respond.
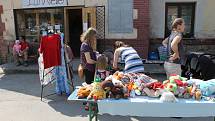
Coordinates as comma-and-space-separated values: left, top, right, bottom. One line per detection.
80, 28, 97, 84
113, 41, 144, 73
163, 18, 186, 78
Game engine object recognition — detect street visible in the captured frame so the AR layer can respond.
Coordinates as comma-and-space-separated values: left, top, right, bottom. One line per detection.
0, 74, 214, 121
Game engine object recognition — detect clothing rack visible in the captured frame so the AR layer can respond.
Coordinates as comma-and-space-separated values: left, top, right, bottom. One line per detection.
40, 67, 56, 101
39, 33, 74, 101
40, 58, 74, 101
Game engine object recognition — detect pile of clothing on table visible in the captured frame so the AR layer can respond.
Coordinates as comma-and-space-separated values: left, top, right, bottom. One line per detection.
77, 71, 215, 102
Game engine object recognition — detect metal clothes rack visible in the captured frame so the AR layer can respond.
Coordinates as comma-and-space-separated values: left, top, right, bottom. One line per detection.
40, 36, 74, 101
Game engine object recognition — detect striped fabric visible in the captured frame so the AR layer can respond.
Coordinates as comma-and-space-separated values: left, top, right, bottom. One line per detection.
120, 47, 144, 73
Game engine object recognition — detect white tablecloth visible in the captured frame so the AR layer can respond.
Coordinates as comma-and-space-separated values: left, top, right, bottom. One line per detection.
98, 96, 215, 117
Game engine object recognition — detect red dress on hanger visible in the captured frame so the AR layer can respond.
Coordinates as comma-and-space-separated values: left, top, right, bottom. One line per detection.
40, 34, 61, 69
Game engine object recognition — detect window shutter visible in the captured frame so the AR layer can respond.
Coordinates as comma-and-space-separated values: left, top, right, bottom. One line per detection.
120, 0, 133, 33
108, 0, 121, 33
108, 0, 133, 33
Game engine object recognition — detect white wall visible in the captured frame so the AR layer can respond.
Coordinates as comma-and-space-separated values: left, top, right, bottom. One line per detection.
150, 0, 215, 39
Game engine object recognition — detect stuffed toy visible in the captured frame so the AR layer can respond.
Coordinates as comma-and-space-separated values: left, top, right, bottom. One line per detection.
195, 89, 202, 100
160, 91, 178, 103
176, 86, 187, 98
169, 74, 188, 87
87, 78, 106, 100
101, 77, 127, 99
144, 81, 164, 90
132, 79, 145, 96
142, 87, 161, 97
187, 78, 215, 97
112, 71, 124, 81
165, 83, 178, 94
77, 85, 92, 99
163, 75, 188, 96
184, 83, 202, 100
111, 72, 124, 87
141, 81, 163, 97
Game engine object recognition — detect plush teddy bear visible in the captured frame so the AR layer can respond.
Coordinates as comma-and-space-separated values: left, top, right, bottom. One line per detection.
87, 78, 106, 100
77, 85, 93, 99
101, 75, 128, 99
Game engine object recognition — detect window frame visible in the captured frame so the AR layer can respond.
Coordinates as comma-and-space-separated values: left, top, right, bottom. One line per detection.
165, 2, 196, 38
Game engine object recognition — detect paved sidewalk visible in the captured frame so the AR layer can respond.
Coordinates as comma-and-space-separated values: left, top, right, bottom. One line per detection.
0, 74, 214, 121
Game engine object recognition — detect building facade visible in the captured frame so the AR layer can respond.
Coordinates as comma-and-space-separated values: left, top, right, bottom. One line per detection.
0, 0, 149, 63
150, 0, 215, 54
0, 0, 214, 63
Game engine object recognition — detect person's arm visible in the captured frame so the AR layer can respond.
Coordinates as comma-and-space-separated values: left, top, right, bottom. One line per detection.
84, 52, 96, 64
162, 37, 168, 47
170, 36, 181, 61
113, 48, 121, 69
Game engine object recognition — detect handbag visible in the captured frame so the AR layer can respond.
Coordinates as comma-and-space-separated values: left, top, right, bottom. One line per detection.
78, 64, 84, 79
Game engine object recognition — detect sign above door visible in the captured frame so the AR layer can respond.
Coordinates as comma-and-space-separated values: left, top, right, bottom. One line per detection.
22, 0, 68, 8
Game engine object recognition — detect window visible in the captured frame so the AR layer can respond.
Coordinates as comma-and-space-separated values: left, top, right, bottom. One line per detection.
165, 3, 195, 38
14, 8, 64, 42
108, 0, 133, 33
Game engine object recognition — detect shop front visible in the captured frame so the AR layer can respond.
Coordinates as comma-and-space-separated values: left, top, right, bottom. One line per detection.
14, 6, 99, 57
14, 8, 64, 43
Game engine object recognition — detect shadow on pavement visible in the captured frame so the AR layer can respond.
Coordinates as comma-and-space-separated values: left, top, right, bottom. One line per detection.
48, 98, 89, 118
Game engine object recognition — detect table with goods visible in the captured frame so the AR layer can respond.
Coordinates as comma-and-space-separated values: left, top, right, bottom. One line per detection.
68, 71, 215, 121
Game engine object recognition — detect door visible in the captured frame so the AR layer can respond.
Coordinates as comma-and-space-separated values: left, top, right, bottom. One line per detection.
82, 7, 97, 50
64, 7, 83, 57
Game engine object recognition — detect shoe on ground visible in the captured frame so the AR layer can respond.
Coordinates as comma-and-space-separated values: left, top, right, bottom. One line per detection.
23, 61, 28, 67
16, 62, 21, 66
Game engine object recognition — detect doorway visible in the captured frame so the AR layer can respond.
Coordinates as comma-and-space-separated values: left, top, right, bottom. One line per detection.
68, 9, 83, 57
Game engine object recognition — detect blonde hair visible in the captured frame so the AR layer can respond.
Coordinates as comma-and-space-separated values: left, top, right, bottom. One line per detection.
81, 27, 97, 48
96, 55, 108, 70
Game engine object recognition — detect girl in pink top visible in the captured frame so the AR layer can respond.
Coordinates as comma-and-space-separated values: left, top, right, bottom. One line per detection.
13, 40, 22, 56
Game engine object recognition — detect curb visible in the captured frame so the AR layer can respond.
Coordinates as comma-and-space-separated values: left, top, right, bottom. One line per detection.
0, 69, 39, 74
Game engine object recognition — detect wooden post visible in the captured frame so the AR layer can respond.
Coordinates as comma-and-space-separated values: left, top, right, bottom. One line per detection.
82, 7, 97, 50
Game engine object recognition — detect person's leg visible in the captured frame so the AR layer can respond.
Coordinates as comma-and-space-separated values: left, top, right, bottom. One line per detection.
23, 50, 28, 61
23, 50, 28, 66
84, 69, 95, 84
12, 50, 21, 66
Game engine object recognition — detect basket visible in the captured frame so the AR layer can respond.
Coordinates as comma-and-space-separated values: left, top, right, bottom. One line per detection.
158, 46, 168, 61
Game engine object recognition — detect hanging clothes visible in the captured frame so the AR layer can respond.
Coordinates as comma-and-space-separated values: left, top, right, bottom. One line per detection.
55, 32, 70, 96
40, 34, 61, 69
38, 53, 56, 86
